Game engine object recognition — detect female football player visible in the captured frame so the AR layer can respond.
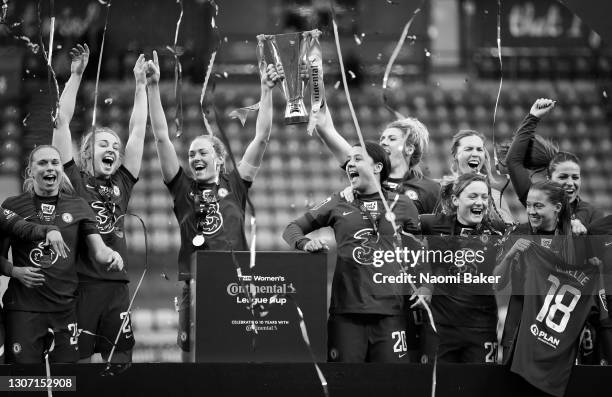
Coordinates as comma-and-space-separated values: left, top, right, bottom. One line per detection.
495, 180, 578, 363
494, 180, 599, 396
1, 145, 122, 364
51, 44, 147, 363
506, 98, 603, 232
416, 173, 505, 363
146, 50, 281, 357
283, 142, 420, 362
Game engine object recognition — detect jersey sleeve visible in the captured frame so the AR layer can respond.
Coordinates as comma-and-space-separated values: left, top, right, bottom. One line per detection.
165, 166, 192, 201
507, 114, 539, 206
283, 194, 339, 249
79, 199, 101, 236
115, 164, 139, 198
396, 196, 419, 233
63, 159, 83, 187
0, 207, 57, 241
303, 194, 340, 229
227, 167, 253, 212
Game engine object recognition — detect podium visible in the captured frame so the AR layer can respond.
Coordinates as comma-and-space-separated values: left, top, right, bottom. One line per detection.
190, 251, 327, 362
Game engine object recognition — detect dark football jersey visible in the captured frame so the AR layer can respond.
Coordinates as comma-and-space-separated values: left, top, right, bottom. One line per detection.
1, 193, 99, 312
502, 225, 593, 364
511, 244, 604, 397
167, 167, 251, 281
302, 191, 419, 315
383, 171, 440, 214
64, 160, 136, 282
0, 206, 56, 241
420, 213, 501, 328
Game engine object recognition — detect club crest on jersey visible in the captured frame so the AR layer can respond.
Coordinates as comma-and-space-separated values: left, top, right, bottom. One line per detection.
218, 188, 228, 198
197, 202, 223, 235
363, 201, 377, 211
29, 242, 59, 268
62, 212, 73, 223
113, 185, 120, 196
352, 228, 379, 266
12, 343, 21, 355
405, 190, 419, 201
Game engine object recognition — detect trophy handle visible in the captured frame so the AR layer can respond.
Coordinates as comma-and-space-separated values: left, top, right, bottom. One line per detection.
256, 34, 267, 77
269, 37, 291, 100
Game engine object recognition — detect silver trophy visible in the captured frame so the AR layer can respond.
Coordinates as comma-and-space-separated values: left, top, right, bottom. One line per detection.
257, 30, 320, 124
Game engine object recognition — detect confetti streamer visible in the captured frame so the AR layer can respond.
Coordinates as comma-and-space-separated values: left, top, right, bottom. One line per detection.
43, 328, 54, 397
292, 300, 329, 397
36, 0, 60, 125
200, 51, 217, 136
199, 0, 219, 136
90, 0, 112, 178
228, 102, 260, 127
171, 0, 184, 138
101, 213, 148, 375
47, 0, 55, 65
492, 0, 503, 169
381, 0, 424, 120
90, 0, 111, 130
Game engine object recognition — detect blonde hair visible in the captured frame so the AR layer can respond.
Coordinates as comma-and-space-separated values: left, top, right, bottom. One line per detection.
449, 130, 496, 183
77, 127, 123, 176
384, 117, 429, 179
23, 145, 75, 194
190, 135, 229, 175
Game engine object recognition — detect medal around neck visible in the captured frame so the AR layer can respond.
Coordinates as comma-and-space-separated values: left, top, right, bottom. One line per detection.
192, 234, 205, 247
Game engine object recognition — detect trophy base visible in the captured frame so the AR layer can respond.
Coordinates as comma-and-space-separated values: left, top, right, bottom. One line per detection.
284, 115, 309, 125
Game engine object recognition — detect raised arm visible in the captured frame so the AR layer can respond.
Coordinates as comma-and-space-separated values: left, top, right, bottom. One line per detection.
53, 44, 89, 164
123, 54, 148, 178
146, 50, 180, 183
238, 62, 282, 181
315, 102, 352, 165
506, 98, 555, 206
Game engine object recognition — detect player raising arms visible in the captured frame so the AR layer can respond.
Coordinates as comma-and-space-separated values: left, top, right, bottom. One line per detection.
505, 98, 604, 232
0, 145, 122, 364
51, 44, 147, 363
506, 98, 607, 364
494, 180, 600, 396
315, 104, 439, 214
283, 142, 420, 363
416, 173, 505, 363
146, 51, 281, 358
